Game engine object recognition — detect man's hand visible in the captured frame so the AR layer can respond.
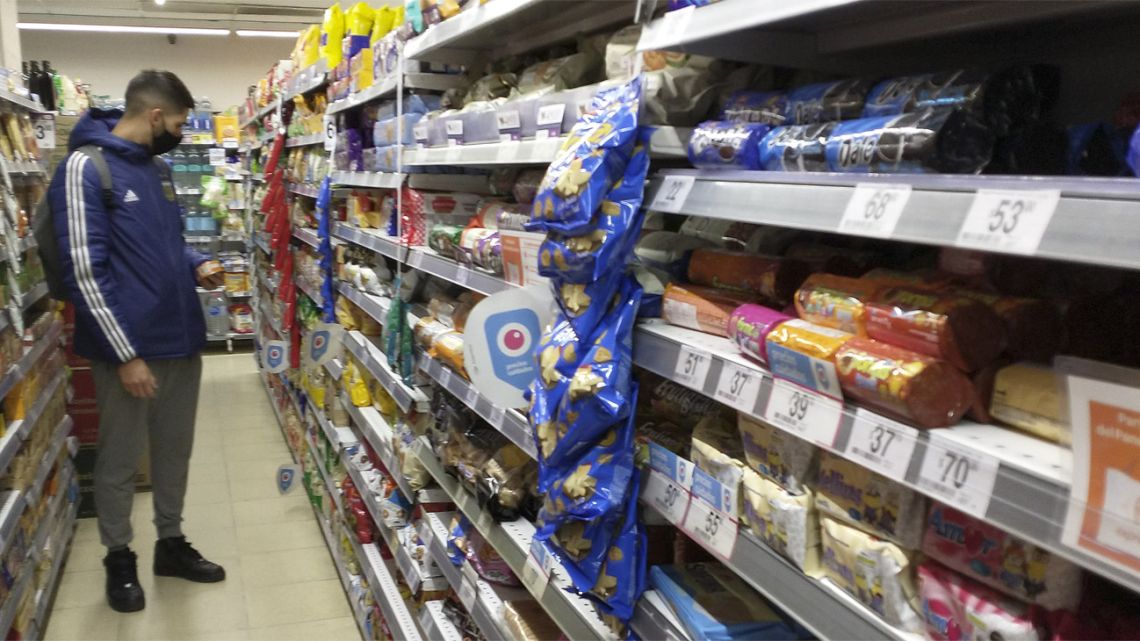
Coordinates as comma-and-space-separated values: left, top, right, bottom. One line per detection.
196, 260, 225, 290
119, 358, 157, 398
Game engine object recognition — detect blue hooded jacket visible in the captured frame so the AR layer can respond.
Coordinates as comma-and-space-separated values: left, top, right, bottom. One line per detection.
48, 108, 208, 364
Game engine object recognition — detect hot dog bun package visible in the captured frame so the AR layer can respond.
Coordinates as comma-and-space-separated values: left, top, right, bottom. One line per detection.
764, 319, 853, 399
663, 283, 760, 337
742, 468, 821, 576
820, 517, 924, 633
650, 563, 802, 641
918, 562, 1042, 641
815, 451, 926, 548
922, 503, 1082, 610
988, 363, 1070, 444
737, 413, 818, 494
727, 304, 792, 366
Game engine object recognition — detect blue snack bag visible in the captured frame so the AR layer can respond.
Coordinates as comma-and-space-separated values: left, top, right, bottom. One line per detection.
528, 375, 569, 468
553, 266, 627, 341
784, 78, 871, 125
687, 121, 770, 170
535, 507, 622, 591
721, 90, 788, 125
446, 514, 472, 566
528, 78, 642, 236
585, 473, 644, 625
534, 311, 586, 393
758, 122, 836, 172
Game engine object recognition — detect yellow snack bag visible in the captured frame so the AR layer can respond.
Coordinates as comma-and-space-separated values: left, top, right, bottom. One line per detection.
346, 2, 375, 37
742, 469, 821, 576
371, 6, 395, 43
301, 25, 321, 68
321, 3, 346, 67
820, 517, 923, 633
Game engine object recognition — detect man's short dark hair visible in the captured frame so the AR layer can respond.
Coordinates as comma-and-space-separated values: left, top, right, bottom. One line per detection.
124, 70, 194, 115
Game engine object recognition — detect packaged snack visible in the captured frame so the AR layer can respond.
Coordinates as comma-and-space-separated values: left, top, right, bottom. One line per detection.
229, 304, 254, 334
687, 121, 771, 170
687, 249, 810, 306
742, 469, 821, 575
989, 363, 1069, 444
784, 78, 871, 124
864, 286, 1006, 372
815, 451, 926, 548
428, 330, 466, 378
635, 231, 712, 280
784, 243, 879, 277
511, 169, 545, 205
691, 415, 747, 513
756, 121, 835, 172
727, 303, 792, 365
764, 319, 852, 399
922, 503, 1083, 610
721, 90, 787, 125
528, 78, 641, 236
650, 563, 801, 641
553, 268, 627, 344
503, 601, 564, 641
478, 441, 537, 522
664, 283, 761, 337
835, 337, 974, 428
737, 413, 818, 494
794, 273, 881, 335
465, 528, 521, 587
918, 562, 1041, 641
952, 290, 1063, 363
585, 475, 644, 623
820, 517, 924, 632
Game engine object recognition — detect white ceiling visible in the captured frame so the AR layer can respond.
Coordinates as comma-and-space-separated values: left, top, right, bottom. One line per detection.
15, 0, 385, 31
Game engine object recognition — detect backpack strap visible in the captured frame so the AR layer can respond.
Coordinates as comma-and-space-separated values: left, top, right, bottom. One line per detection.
74, 144, 115, 211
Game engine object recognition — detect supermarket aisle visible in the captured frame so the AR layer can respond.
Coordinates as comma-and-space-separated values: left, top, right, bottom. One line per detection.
42, 353, 358, 641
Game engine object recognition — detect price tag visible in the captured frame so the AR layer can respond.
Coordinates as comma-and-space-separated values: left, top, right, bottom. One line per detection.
407, 250, 424, 268
536, 104, 565, 138
32, 113, 55, 149
489, 405, 506, 427
644, 469, 690, 525
496, 110, 521, 142
222, 137, 239, 149
455, 265, 470, 287
648, 175, 696, 213
521, 539, 552, 596
322, 115, 336, 152
464, 384, 480, 407
457, 575, 477, 609
658, 5, 696, 41
445, 120, 464, 146
413, 123, 429, 150
844, 408, 920, 482
681, 470, 739, 559
535, 129, 550, 141
672, 345, 711, 391
956, 189, 1061, 255
208, 148, 226, 166
714, 362, 762, 414
917, 434, 1001, 518
839, 183, 912, 238
763, 378, 843, 447
439, 366, 452, 389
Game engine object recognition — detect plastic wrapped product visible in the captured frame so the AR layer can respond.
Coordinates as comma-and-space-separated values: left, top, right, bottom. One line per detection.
815, 451, 926, 548
582, 474, 644, 625
989, 363, 1069, 444
650, 563, 801, 641
953, 290, 1063, 363
465, 527, 521, 587
923, 503, 1082, 610
820, 517, 924, 633
720, 90, 787, 125
757, 122, 836, 171
783, 79, 872, 124
687, 249, 811, 306
918, 562, 1041, 641
727, 303, 792, 365
428, 330, 466, 378
835, 337, 974, 428
475, 201, 530, 232
863, 286, 1006, 372
428, 224, 465, 259
737, 413, 818, 494
512, 169, 545, 205
794, 273, 882, 336
679, 217, 800, 255
664, 284, 760, 337
987, 120, 1068, 175
742, 468, 821, 576
636, 231, 712, 280
1066, 122, 1129, 176
503, 600, 564, 641
554, 267, 628, 340
691, 415, 747, 515
784, 243, 880, 277
687, 121, 770, 170
764, 319, 853, 399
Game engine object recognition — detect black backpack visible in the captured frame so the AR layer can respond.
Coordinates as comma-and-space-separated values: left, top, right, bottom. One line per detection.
33, 144, 115, 302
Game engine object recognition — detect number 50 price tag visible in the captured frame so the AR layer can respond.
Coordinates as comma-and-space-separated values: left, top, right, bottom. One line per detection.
916, 433, 1000, 518
956, 189, 1060, 255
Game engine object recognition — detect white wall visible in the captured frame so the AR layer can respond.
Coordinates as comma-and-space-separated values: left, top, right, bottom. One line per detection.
20, 31, 294, 109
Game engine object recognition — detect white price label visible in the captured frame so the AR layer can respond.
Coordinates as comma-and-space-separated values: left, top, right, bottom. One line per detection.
844, 409, 920, 481
644, 469, 691, 525
408, 250, 424, 268
455, 265, 470, 286
535, 129, 550, 140
489, 405, 506, 428
681, 494, 738, 559
672, 346, 711, 391
536, 104, 566, 127
956, 189, 1061, 255
917, 435, 1001, 518
496, 110, 521, 132
413, 123, 429, 149
521, 551, 550, 596
439, 366, 452, 389
464, 384, 480, 407
839, 183, 912, 238
763, 378, 843, 447
32, 114, 55, 149
323, 115, 336, 152
457, 575, 477, 609
445, 120, 464, 136
714, 362, 762, 413
648, 175, 696, 213
658, 5, 696, 41
208, 148, 226, 166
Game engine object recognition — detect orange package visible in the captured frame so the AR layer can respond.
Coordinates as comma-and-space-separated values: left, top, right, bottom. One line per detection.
662, 283, 760, 337
765, 319, 853, 398
687, 248, 810, 306
794, 273, 882, 336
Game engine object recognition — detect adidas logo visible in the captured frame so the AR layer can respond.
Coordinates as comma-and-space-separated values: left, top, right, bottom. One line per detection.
123, 190, 139, 203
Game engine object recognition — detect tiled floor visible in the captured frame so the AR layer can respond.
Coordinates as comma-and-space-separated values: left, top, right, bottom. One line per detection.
44, 352, 358, 641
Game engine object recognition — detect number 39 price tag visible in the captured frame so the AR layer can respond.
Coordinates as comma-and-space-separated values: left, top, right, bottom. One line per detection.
648, 175, 696, 213
917, 433, 1000, 518
844, 408, 919, 482
714, 362, 762, 413
956, 189, 1061, 255
32, 114, 55, 150
839, 183, 911, 238
673, 346, 711, 391
763, 378, 843, 447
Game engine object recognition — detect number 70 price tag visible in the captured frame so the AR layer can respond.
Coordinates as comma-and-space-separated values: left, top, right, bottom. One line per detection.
916, 433, 1000, 518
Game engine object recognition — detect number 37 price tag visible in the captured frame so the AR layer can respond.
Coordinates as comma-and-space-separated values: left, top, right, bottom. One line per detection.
956, 189, 1060, 255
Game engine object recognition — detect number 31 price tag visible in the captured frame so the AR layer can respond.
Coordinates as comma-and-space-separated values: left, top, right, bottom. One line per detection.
649, 175, 696, 213
956, 189, 1060, 255
916, 433, 1000, 518
839, 183, 911, 238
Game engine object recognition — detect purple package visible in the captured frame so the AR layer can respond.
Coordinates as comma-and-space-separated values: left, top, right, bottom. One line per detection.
346, 129, 363, 171
476, 232, 502, 274
727, 303, 792, 365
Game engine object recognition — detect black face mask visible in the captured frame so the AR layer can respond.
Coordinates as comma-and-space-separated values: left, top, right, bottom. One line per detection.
149, 119, 182, 156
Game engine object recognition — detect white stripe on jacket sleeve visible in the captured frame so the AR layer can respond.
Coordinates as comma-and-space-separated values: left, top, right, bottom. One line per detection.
65, 152, 137, 362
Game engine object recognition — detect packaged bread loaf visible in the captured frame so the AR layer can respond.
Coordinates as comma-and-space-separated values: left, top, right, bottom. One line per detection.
737, 413, 818, 494
815, 451, 926, 548
820, 517, 924, 633
727, 303, 792, 365
989, 363, 1069, 444
794, 273, 881, 335
687, 248, 811, 305
835, 337, 974, 428
923, 503, 1082, 610
863, 286, 1006, 372
663, 283, 759, 337
765, 319, 853, 399
742, 469, 821, 576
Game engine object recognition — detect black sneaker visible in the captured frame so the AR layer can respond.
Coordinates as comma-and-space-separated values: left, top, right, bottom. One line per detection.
104, 547, 145, 613
154, 536, 226, 583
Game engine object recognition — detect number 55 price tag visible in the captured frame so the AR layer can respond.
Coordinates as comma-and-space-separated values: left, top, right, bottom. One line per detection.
839, 183, 911, 238
956, 189, 1060, 255
916, 432, 1000, 518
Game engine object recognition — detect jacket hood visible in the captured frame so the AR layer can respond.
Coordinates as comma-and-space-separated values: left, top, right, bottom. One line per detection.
68, 107, 152, 160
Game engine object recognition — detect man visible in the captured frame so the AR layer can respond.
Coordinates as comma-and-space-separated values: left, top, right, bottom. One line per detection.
47, 70, 226, 613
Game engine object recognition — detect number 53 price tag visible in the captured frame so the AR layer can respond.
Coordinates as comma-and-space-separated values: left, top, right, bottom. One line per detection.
916, 433, 1000, 518
956, 189, 1060, 255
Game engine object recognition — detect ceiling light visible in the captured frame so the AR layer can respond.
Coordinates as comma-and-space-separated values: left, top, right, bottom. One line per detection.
17, 23, 230, 36
155, 0, 166, 5
235, 30, 299, 38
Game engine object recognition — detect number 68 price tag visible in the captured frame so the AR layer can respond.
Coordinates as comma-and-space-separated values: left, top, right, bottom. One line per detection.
956, 189, 1060, 255
838, 183, 911, 238
916, 433, 1000, 518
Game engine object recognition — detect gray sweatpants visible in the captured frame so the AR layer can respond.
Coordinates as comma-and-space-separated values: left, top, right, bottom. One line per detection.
91, 355, 202, 549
